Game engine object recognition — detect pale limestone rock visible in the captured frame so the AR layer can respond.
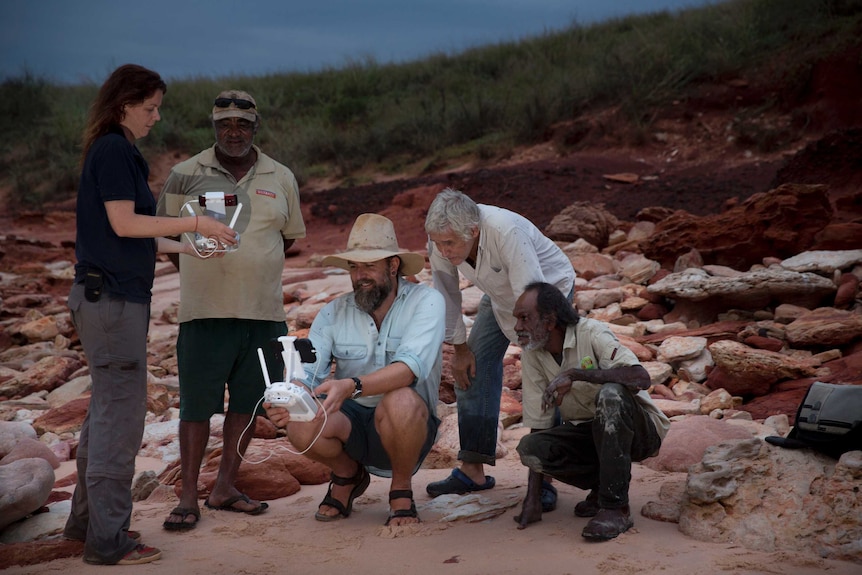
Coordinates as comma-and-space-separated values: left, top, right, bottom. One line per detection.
763, 414, 791, 436
561, 238, 599, 254
642, 361, 673, 386
651, 398, 701, 418
647, 267, 835, 302
672, 379, 711, 398
0, 499, 70, 544
606, 323, 641, 338
702, 264, 745, 277
677, 439, 862, 563
0, 355, 83, 398
131, 470, 160, 502
607, 229, 628, 245
574, 287, 623, 312
17, 315, 60, 343
588, 302, 622, 322
45, 375, 91, 408
620, 296, 650, 311
780, 249, 862, 273
0, 421, 38, 456
569, 252, 617, 280
420, 492, 521, 523
677, 349, 714, 383
0, 457, 55, 531
647, 321, 689, 334
773, 303, 811, 324
585, 276, 623, 290
656, 336, 708, 363
699, 388, 734, 414
617, 253, 660, 284
626, 220, 655, 242
708, 339, 817, 395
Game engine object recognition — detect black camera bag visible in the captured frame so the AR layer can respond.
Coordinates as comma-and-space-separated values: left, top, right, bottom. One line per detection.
765, 381, 862, 459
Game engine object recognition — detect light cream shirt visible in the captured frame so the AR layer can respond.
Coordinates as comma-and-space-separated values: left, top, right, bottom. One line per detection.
520, 317, 671, 438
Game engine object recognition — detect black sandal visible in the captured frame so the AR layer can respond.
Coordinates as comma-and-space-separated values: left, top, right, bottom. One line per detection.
385, 489, 419, 526
315, 465, 371, 522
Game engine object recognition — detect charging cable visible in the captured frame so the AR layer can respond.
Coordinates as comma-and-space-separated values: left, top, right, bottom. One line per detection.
237, 356, 327, 464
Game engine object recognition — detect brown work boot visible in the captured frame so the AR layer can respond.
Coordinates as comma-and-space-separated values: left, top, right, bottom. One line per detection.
573, 489, 599, 517
581, 505, 633, 540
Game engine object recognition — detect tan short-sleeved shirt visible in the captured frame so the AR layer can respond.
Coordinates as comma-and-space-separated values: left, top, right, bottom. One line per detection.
156, 145, 305, 322
521, 317, 670, 439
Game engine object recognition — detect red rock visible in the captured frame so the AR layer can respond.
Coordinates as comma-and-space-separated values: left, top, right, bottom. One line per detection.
637, 302, 669, 321
32, 396, 89, 435
834, 273, 859, 309
743, 335, 784, 352
0, 538, 83, 570
641, 184, 833, 270
811, 222, 862, 250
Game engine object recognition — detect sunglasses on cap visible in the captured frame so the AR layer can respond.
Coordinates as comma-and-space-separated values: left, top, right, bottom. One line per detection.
213, 97, 256, 110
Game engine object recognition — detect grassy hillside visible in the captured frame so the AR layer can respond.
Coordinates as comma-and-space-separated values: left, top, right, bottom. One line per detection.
1, 0, 861, 211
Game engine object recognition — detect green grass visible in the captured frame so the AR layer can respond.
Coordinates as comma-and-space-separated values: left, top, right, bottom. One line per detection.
2, 0, 861, 211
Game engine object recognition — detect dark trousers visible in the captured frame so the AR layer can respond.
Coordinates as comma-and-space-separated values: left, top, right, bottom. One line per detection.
516, 383, 662, 509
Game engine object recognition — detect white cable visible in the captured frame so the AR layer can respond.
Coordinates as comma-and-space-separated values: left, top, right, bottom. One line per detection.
238, 345, 328, 464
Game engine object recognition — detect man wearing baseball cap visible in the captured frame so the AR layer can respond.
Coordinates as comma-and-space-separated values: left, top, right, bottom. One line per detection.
158, 90, 306, 530
265, 213, 445, 526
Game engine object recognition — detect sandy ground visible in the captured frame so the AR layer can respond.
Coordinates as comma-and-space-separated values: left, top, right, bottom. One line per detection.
6, 424, 859, 575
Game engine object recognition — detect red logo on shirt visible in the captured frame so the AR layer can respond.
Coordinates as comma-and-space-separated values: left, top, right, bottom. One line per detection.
256, 189, 276, 198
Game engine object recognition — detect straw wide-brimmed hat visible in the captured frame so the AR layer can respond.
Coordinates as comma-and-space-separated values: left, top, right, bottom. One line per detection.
322, 213, 425, 275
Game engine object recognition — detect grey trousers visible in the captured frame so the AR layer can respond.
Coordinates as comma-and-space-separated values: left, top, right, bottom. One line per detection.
516, 383, 662, 509
63, 283, 150, 564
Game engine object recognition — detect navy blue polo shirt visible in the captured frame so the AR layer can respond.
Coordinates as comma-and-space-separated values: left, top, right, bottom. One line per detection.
74, 125, 157, 303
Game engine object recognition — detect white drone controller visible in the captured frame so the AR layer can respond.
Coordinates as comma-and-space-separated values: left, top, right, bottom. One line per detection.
258, 336, 319, 422
182, 192, 242, 254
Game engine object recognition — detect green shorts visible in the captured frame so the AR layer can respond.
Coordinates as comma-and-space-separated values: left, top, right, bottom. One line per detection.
177, 318, 287, 420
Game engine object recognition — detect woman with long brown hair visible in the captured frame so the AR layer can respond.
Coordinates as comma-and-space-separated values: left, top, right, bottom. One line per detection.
61, 64, 236, 566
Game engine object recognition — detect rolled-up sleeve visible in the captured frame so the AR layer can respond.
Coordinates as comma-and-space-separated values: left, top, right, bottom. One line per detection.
390, 287, 445, 381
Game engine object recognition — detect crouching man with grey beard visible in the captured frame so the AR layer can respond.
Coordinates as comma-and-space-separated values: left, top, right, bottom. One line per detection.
512, 282, 670, 540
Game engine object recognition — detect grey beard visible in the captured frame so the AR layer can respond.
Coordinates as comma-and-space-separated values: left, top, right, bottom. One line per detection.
354, 281, 391, 314
519, 332, 549, 352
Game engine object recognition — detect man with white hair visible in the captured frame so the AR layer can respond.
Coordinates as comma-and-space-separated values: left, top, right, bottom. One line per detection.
423, 188, 575, 512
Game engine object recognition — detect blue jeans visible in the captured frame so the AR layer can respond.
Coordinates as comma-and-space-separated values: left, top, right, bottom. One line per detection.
455, 295, 510, 465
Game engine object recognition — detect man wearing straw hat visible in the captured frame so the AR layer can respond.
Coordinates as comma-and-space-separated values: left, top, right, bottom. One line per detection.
265, 213, 444, 526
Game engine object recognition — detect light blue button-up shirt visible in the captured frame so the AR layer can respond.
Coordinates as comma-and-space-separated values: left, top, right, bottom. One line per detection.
302, 278, 445, 410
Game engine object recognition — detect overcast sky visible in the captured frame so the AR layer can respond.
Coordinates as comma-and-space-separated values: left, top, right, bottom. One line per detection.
3, 0, 717, 85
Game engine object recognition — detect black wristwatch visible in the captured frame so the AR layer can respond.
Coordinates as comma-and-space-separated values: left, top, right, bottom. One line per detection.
351, 376, 363, 399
